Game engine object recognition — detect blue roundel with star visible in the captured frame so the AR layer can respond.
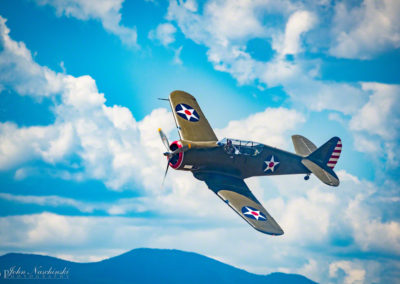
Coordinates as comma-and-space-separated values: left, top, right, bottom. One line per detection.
263, 155, 280, 173
175, 103, 200, 122
241, 206, 267, 221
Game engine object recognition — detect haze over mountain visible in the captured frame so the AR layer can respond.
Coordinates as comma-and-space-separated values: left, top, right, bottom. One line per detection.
0, 248, 317, 283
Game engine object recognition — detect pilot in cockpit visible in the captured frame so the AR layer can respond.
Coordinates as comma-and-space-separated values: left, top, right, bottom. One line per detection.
224, 139, 241, 156
224, 139, 234, 155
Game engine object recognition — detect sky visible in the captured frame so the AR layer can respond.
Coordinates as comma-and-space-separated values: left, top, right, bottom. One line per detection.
0, 0, 399, 283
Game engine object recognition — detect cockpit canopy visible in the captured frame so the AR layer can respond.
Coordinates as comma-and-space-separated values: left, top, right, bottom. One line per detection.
217, 138, 264, 156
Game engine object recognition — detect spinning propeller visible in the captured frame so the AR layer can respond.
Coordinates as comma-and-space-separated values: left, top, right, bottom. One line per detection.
158, 128, 190, 185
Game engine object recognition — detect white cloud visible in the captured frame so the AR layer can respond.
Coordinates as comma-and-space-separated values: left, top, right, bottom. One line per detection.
259, 168, 400, 257
265, 64, 367, 115
181, 0, 198, 12
0, 193, 96, 213
167, 1, 368, 115
277, 10, 317, 55
349, 83, 400, 166
0, 122, 73, 170
172, 45, 183, 65
34, 0, 138, 47
0, 168, 399, 282
350, 83, 400, 140
149, 22, 177, 46
346, 194, 400, 254
0, 17, 62, 97
0, 15, 159, 189
167, 0, 395, 118
329, 0, 400, 59
0, 192, 148, 215
329, 261, 366, 284
215, 107, 305, 148
165, 0, 400, 166
0, 212, 89, 247
203, 0, 268, 43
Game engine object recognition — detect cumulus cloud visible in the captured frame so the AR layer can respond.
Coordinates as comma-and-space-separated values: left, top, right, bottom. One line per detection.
349, 83, 400, 166
0, 122, 75, 170
276, 10, 317, 56
1, 168, 399, 282
350, 83, 400, 140
0, 15, 164, 190
0, 193, 147, 215
0, 17, 62, 97
215, 107, 305, 148
203, 0, 269, 43
165, 0, 400, 166
262, 169, 400, 254
329, 261, 366, 284
167, 1, 367, 114
148, 22, 177, 46
34, 0, 138, 47
329, 0, 400, 59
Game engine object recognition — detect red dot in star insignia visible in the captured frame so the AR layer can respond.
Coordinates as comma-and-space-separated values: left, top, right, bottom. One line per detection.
269, 162, 274, 167
252, 211, 259, 216
184, 110, 192, 115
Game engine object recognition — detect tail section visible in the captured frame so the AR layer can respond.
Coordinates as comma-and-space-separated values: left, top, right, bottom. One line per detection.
295, 136, 342, 187
307, 137, 342, 170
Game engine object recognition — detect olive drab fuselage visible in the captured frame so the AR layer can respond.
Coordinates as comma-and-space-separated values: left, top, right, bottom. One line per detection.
169, 139, 311, 179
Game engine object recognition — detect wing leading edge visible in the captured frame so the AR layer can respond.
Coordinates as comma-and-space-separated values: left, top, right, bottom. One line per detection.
194, 172, 284, 235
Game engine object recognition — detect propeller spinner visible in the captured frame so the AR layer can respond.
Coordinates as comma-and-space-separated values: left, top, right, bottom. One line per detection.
158, 128, 190, 185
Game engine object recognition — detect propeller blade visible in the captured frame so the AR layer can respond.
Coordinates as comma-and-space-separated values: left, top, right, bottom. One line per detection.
162, 159, 170, 186
158, 128, 170, 151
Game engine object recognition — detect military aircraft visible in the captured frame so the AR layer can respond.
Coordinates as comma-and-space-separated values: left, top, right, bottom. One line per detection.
158, 90, 342, 236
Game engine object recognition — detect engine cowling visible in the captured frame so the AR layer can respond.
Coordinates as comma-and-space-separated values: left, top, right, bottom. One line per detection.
168, 140, 184, 169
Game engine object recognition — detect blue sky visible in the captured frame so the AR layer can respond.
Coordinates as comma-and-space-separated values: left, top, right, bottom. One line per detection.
0, 0, 399, 283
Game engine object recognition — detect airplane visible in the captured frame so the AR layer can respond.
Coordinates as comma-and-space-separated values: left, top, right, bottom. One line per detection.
158, 90, 342, 236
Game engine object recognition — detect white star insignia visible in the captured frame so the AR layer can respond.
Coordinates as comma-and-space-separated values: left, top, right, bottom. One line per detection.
176, 104, 199, 121
243, 206, 266, 221
264, 156, 280, 172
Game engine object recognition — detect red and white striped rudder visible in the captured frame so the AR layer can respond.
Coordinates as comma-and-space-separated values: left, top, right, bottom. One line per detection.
327, 139, 341, 169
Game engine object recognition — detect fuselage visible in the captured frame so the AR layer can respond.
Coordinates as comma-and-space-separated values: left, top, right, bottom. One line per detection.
169, 138, 310, 179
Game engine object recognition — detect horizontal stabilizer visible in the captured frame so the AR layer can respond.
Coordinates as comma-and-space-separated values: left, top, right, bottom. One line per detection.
292, 135, 317, 157
301, 159, 339, 186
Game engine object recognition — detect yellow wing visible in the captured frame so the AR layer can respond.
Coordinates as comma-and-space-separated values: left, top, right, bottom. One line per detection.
195, 172, 284, 235
169, 90, 218, 142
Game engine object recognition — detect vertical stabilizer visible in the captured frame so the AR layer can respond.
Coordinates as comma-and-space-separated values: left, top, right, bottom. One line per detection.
301, 137, 342, 187
308, 137, 342, 170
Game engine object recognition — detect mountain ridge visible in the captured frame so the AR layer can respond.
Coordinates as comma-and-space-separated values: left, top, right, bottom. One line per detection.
0, 248, 317, 283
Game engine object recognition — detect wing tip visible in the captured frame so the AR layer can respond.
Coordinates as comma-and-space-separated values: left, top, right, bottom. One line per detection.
254, 226, 284, 236
170, 90, 196, 101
